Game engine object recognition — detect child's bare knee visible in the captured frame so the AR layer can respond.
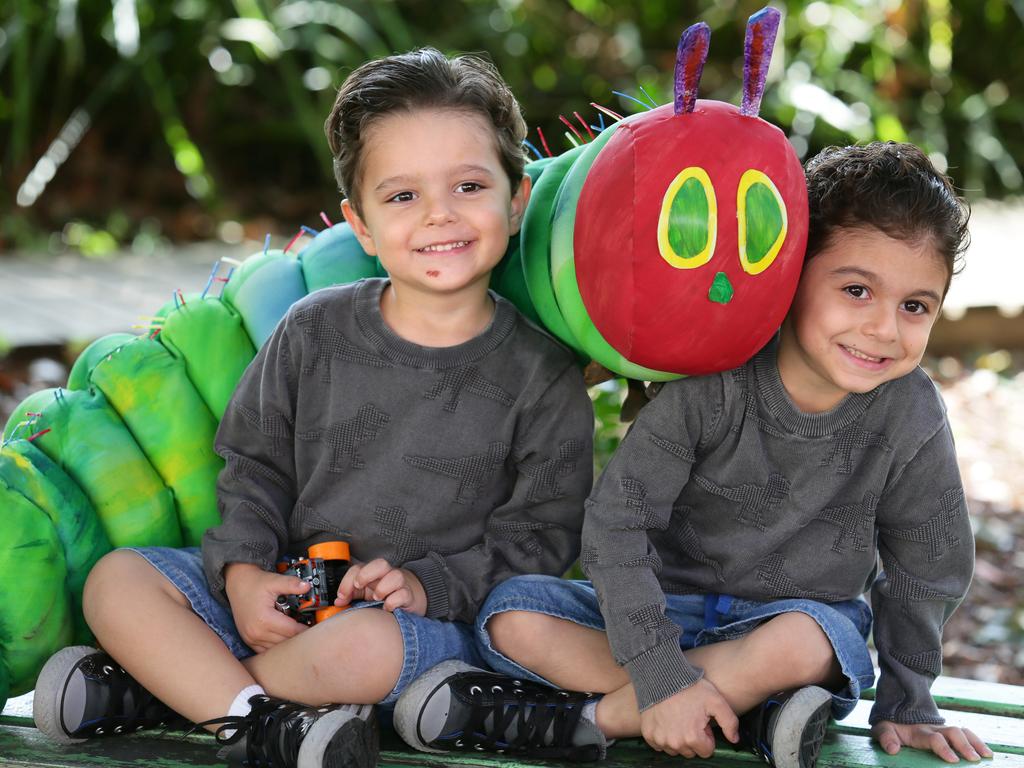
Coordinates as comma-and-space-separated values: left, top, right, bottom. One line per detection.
83, 550, 181, 625
773, 612, 838, 684
488, 610, 553, 661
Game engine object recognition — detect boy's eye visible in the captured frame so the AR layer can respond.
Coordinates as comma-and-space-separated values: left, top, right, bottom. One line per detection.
844, 285, 867, 299
387, 191, 415, 203
457, 182, 483, 193
903, 300, 929, 315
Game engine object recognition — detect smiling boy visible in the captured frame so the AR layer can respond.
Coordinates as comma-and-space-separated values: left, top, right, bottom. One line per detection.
395, 142, 991, 768
33, 48, 594, 768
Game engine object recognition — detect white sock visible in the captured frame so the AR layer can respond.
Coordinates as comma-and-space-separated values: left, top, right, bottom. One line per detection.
222, 684, 265, 737
580, 699, 598, 725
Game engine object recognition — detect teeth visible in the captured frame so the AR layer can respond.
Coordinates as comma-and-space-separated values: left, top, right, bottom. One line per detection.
419, 241, 468, 253
844, 346, 882, 363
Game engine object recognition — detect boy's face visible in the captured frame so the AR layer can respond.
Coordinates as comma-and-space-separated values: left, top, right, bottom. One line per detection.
777, 226, 949, 413
341, 108, 529, 301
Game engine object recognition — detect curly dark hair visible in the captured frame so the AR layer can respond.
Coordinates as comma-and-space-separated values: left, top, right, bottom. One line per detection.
804, 142, 970, 293
324, 47, 527, 213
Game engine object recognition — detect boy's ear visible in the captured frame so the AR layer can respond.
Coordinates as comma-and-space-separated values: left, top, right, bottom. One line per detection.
341, 199, 378, 256
509, 174, 532, 236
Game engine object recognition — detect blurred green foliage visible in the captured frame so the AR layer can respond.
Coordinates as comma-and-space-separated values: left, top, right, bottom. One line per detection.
1, 0, 1022, 253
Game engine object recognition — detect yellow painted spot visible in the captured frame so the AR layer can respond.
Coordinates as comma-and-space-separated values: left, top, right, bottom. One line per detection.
658, 167, 717, 270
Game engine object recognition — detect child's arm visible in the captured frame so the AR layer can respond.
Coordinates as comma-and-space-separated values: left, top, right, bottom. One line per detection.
400, 364, 594, 623
870, 421, 992, 762
202, 316, 300, 607
583, 375, 728, 731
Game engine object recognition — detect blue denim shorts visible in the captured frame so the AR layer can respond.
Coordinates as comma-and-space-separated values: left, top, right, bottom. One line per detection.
476, 574, 875, 720
128, 546, 483, 706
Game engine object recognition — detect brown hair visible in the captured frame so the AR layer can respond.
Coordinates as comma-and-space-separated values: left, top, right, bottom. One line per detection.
325, 47, 527, 213
804, 141, 970, 293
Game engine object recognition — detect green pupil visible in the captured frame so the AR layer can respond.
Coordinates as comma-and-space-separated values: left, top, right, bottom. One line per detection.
745, 183, 782, 263
667, 177, 709, 259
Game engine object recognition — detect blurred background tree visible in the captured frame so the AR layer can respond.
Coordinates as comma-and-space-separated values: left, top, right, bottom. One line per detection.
1, 0, 1021, 255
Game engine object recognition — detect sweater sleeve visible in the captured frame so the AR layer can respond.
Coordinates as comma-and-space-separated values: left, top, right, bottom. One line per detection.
404, 363, 593, 623
869, 421, 974, 725
202, 317, 300, 603
581, 375, 724, 711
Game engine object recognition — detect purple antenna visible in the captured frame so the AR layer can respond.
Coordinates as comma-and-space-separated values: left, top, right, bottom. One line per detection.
674, 22, 711, 115
741, 7, 781, 117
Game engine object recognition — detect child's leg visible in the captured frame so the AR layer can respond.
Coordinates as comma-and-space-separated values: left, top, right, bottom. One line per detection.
242, 607, 405, 704
594, 612, 843, 737
83, 549, 257, 724
489, 606, 842, 738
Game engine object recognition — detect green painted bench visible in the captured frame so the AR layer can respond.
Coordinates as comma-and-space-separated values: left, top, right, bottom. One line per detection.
2, 677, 1022, 767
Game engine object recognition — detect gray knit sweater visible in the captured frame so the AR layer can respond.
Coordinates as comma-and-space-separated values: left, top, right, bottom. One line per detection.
203, 278, 593, 624
582, 340, 973, 725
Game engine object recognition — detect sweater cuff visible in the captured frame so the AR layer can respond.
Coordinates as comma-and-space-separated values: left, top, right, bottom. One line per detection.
868, 704, 945, 726
626, 640, 704, 711
406, 557, 450, 620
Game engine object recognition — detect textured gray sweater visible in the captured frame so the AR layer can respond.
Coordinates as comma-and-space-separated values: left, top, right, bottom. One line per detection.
582, 341, 973, 725
203, 278, 593, 624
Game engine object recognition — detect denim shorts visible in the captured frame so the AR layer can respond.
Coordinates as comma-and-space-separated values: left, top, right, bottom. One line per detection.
475, 574, 875, 720
128, 546, 483, 706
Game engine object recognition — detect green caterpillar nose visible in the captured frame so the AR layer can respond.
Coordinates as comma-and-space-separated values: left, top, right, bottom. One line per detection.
708, 272, 734, 304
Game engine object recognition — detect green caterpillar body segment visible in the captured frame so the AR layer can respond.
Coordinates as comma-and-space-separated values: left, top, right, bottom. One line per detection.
222, 249, 308, 348
0, 440, 110, 645
25, 388, 182, 549
0, 485, 73, 702
89, 337, 223, 546
67, 334, 136, 391
156, 295, 257, 421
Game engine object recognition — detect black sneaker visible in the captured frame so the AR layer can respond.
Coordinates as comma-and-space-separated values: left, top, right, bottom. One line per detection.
204, 695, 378, 768
394, 660, 606, 762
33, 645, 183, 744
738, 686, 832, 768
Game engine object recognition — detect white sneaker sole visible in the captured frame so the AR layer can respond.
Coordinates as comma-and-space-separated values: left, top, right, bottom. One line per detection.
298, 703, 378, 768
393, 659, 475, 754
32, 645, 98, 745
769, 685, 832, 768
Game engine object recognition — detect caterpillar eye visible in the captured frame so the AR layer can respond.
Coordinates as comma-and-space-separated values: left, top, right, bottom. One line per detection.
657, 166, 717, 270
737, 169, 787, 275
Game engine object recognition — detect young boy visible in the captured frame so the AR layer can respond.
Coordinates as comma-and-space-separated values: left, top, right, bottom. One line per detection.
394, 142, 994, 768
32, 48, 594, 768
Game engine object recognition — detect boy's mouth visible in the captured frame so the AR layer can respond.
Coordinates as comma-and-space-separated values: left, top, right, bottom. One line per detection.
416, 240, 471, 253
840, 344, 888, 365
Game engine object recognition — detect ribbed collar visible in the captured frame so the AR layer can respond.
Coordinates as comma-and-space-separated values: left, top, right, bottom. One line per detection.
353, 278, 517, 369
754, 340, 880, 438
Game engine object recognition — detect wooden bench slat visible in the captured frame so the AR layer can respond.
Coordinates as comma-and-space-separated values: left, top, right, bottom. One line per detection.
842, 700, 1024, 752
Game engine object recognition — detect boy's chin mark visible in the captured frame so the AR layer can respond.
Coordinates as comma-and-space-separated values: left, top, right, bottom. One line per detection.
426, 270, 441, 278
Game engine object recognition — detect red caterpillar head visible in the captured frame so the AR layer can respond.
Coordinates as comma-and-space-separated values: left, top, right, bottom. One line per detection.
573, 8, 807, 375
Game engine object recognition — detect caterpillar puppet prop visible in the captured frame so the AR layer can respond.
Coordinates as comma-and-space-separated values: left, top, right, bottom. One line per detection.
0, 6, 806, 709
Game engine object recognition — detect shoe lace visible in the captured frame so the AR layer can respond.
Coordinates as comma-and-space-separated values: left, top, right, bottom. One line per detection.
76, 656, 176, 736
196, 695, 325, 768
454, 678, 598, 761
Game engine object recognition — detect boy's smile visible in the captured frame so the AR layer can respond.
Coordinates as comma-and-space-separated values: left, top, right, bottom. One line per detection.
777, 226, 949, 413
341, 109, 529, 312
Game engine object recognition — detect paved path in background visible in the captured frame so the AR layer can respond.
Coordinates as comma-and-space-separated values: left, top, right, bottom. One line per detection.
1, 201, 1022, 348
0, 243, 250, 347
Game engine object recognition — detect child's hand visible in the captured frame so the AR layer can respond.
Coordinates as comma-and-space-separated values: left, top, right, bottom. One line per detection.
223, 562, 310, 653
336, 558, 428, 615
872, 721, 993, 763
638, 678, 739, 758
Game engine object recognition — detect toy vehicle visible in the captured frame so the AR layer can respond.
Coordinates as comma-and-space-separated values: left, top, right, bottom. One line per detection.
274, 540, 351, 625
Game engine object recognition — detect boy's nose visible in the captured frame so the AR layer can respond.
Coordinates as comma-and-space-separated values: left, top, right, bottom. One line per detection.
863, 306, 898, 342
424, 199, 457, 225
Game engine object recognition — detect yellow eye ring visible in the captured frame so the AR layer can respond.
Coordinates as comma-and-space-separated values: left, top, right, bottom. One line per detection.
737, 169, 787, 275
657, 167, 717, 270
